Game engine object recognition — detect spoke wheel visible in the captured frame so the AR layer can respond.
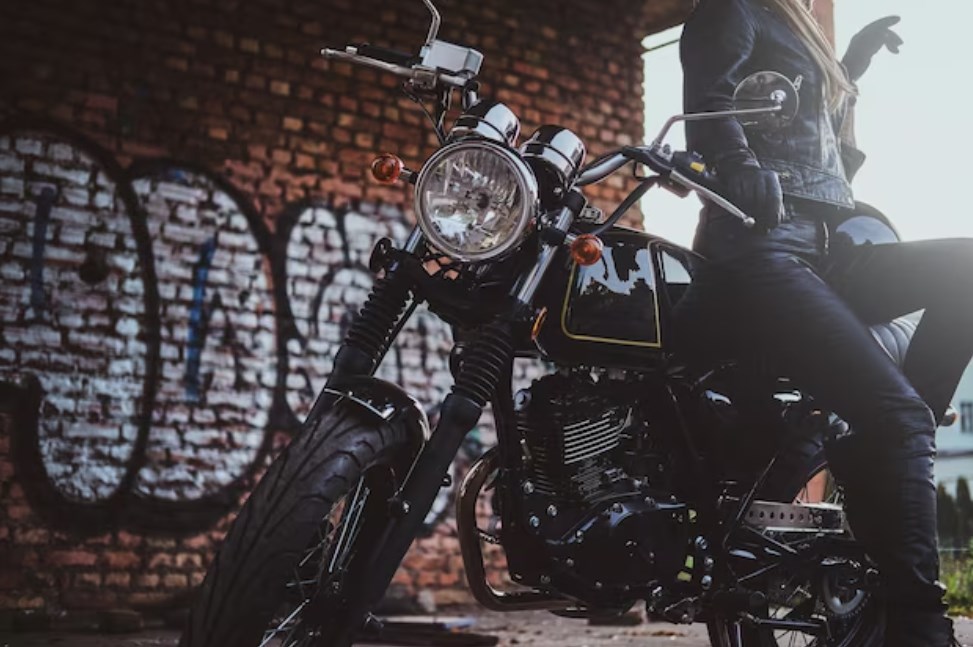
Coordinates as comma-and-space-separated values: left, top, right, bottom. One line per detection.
259, 474, 384, 647
709, 457, 884, 647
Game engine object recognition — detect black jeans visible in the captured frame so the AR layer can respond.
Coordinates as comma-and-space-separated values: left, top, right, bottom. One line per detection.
674, 202, 973, 643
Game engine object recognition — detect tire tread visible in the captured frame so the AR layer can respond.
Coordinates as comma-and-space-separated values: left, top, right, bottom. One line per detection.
179, 404, 411, 647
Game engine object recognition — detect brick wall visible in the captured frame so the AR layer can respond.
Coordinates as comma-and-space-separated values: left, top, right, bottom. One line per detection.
813, 0, 836, 44
0, 0, 667, 614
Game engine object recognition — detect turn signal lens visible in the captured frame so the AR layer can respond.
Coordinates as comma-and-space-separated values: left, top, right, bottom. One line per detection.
371, 153, 404, 184
570, 234, 604, 266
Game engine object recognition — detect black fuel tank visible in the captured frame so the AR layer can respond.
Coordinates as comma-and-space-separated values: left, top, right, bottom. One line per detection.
533, 226, 702, 370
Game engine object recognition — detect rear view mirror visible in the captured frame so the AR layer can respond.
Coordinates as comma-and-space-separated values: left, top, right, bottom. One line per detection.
733, 71, 801, 130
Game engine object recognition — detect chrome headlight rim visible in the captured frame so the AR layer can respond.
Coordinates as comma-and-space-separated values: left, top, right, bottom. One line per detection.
414, 140, 539, 263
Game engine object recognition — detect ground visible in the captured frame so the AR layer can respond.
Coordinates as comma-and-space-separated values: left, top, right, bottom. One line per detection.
2, 612, 972, 647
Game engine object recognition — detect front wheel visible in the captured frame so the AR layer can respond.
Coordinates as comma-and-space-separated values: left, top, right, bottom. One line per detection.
180, 404, 418, 647
708, 447, 885, 647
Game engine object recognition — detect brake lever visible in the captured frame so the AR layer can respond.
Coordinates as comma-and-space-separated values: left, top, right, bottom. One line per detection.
670, 169, 756, 228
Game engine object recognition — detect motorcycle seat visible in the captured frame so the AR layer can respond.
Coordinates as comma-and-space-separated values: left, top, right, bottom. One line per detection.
868, 316, 918, 368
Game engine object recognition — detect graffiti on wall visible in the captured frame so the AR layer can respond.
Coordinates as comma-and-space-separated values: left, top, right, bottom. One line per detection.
0, 118, 467, 533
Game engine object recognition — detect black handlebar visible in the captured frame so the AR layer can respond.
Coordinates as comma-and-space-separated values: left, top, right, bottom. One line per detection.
353, 44, 417, 68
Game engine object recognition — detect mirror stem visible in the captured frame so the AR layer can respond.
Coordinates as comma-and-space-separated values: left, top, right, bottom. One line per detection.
421, 0, 442, 48
651, 105, 782, 148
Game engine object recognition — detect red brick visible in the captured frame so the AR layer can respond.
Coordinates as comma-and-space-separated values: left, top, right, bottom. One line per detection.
180, 535, 210, 550
116, 531, 143, 549
0, 595, 44, 609
14, 528, 49, 546
144, 538, 177, 550
47, 550, 97, 567
105, 572, 131, 587
7, 505, 32, 521
146, 553, 173, 569
74, 572, 102, 588
102, 551, 141, 569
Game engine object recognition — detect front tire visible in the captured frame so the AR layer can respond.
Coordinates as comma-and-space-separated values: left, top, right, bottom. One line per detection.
180, 404, 417, 647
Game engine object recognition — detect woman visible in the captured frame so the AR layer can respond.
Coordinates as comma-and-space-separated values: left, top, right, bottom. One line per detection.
676, 1, 972, 645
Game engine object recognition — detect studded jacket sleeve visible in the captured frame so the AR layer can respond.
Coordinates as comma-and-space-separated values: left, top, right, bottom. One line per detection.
680, 0, 759, 170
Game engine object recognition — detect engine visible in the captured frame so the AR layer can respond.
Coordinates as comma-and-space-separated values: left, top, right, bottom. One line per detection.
518, 376, 631, 503
502, 372, 691, 605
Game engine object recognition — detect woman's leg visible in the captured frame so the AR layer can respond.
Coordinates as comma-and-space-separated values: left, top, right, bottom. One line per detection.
826, 238, 973, 421
674, 252, 949, 645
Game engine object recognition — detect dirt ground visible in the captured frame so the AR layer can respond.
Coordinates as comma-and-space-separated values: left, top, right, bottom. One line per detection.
1, 612, 972, 647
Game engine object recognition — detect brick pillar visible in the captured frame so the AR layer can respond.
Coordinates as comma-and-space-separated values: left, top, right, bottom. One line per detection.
813, 0, 836, 44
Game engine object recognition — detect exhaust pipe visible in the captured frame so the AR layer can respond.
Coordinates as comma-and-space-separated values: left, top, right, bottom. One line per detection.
455, 448, 573, 612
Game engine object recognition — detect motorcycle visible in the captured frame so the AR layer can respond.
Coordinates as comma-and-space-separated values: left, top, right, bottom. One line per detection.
181, 2, 914, 645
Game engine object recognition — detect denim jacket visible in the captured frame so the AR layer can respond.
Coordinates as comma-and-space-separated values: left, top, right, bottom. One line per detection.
681, 0, 864, 209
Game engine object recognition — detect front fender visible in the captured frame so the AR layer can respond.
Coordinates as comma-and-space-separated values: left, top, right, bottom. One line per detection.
311, 375, 430, 457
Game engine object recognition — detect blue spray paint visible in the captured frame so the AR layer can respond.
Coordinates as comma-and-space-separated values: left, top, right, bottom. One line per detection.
184, 235, 217, 402
29, 187, 56, 318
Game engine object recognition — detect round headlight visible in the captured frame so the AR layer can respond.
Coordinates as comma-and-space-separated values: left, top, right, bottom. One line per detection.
415, 141, 538, 262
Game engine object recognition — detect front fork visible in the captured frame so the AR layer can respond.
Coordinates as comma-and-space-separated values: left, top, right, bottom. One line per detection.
320, 191, 586, 645
330, 322, 513, 642
313, 235, 517, 641
321, 202, 582, 640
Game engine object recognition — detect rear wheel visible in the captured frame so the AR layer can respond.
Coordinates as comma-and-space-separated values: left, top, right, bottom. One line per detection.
180, 404, 418, 647
708, 449, 884, 646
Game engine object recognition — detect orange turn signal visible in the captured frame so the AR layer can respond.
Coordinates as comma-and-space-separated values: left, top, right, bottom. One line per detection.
570, 234, 604, 266
371, 153, 404, 184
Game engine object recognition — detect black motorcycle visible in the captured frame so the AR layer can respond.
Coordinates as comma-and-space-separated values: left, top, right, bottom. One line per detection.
181, 3, 918, 645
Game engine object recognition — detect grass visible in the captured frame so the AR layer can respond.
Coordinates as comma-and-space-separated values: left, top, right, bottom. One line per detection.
943, 551, 973, 617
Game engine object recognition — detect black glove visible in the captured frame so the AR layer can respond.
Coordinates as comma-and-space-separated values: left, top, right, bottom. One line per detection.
842, 16, 903, 82
716, 160, 784, 231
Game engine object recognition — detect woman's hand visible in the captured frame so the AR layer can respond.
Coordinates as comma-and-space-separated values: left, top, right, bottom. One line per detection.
842, 16, 903, 82
717, 161, 784, 231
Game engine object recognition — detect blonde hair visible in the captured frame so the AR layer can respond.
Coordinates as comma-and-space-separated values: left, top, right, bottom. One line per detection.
764, 0, 856, 109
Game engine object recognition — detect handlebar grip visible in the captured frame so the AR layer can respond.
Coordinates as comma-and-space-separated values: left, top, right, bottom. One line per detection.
670, 151, 721, 193
354, 44, 417, 67
669, 152, 756, 228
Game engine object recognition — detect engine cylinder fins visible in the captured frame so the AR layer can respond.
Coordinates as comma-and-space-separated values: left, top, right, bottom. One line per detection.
518, 373, 632, 502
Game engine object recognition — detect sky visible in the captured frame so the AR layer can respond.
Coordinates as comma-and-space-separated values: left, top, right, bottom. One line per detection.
641, 0, 973, 247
